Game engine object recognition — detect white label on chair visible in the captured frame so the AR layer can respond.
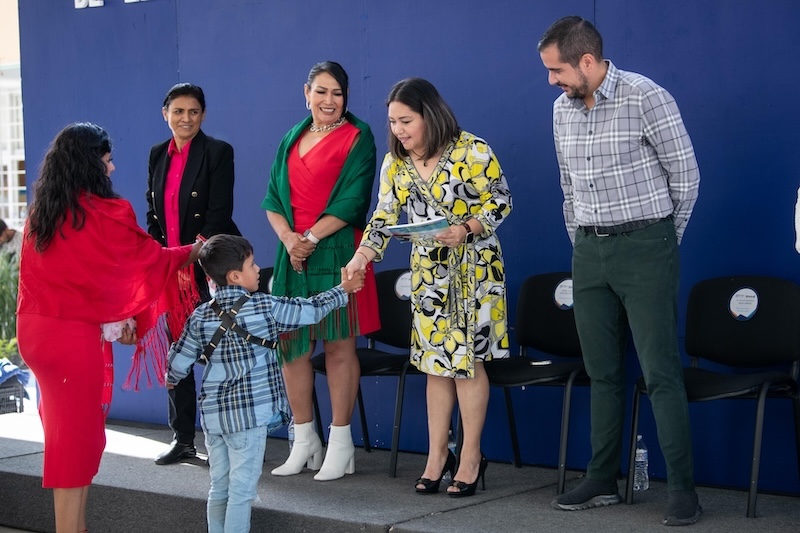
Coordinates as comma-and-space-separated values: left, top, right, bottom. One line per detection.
554, 279, 574, 310
395, 271, 412, 300
729, 287, 758, 320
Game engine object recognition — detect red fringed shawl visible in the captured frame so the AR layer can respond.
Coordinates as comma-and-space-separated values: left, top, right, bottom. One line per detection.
17, 195, 197, 398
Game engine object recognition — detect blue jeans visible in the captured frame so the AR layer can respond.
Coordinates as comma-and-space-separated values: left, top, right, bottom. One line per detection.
206, 425, 268, 533
572, 220, 695, 491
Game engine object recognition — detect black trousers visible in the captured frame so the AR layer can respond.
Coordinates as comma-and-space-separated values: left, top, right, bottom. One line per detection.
167, 266, 209, 445
168, 365, 197, 445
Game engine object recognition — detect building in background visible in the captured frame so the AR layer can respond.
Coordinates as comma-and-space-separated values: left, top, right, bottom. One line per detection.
0, 0, 24, 229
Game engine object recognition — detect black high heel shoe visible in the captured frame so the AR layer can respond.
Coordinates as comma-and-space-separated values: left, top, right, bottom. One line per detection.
415, 450, 457, 494
448, 455, 488, 497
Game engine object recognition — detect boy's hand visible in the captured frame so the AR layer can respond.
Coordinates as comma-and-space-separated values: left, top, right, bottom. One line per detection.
340, 267, 365, 294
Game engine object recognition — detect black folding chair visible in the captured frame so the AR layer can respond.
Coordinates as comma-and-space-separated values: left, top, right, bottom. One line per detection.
625, 275, 800, 517
484, 272, 587, 494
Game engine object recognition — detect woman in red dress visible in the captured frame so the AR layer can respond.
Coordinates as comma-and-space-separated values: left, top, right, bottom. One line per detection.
262, 61, 379, 481
17, 123, 201, 533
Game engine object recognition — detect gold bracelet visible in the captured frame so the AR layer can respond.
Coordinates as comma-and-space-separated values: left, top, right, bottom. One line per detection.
355, 250, 371, 263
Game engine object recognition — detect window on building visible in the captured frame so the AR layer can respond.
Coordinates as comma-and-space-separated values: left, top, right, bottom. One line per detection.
0, 65, 25, 229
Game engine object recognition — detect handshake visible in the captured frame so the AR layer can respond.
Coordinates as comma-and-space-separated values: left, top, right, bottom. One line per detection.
339, 266, 365, 294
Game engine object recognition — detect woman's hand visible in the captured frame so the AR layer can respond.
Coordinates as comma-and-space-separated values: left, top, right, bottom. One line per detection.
116, 323, 137, 345
282, 232, 316, 260
435, 225, 468, 248
340, 267, 365, 293
290, 256, 305, 274
183, 239, 204, 267
282, 232, 316, 273
345, 249, 370, 280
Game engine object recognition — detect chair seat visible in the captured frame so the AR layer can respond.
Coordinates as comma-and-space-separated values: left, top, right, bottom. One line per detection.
485, 357, 584, 387
635, 369, 796, 402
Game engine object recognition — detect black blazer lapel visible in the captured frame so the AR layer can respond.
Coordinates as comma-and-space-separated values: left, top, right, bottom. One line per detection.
178, 130, 207, 234
151, 141, 170, 239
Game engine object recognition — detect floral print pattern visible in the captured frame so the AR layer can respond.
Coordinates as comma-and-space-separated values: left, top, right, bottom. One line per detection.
361, 131, 512, 378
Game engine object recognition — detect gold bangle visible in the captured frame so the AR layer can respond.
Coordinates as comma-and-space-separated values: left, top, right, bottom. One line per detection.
356, 250, 370, 263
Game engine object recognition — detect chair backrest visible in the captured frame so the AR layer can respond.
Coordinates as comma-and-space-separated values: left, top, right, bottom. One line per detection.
685, 276, 800, 368
516, 272, 582, 358
256, 267, 274, 294
366, 268, 413, 349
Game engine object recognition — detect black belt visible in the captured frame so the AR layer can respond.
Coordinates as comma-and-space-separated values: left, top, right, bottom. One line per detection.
579, 216, 669, 237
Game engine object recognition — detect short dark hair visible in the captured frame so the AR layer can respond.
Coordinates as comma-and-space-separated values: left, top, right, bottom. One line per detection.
0, 219, 7, 233
386, 78, 459, 161
162, 83, 206, 111
306, 61, 349, 114
198, 234, 254, 287
537, 16, 603, 66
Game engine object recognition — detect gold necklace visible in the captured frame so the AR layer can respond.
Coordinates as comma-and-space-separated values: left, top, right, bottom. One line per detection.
309, 116, 346, 133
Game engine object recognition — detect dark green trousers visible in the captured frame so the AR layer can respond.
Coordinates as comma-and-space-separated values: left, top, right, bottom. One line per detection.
572, 220, 695, 491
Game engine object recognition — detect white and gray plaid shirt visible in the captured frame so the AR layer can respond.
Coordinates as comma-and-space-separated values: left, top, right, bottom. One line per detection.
552, 61, 700, 244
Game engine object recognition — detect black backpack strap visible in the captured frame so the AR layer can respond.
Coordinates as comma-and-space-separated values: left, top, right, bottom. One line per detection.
201, 294, 278, 363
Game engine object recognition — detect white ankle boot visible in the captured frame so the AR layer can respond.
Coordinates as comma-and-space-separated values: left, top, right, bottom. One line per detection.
271, 421, 323, 476
314, 424, 355, 481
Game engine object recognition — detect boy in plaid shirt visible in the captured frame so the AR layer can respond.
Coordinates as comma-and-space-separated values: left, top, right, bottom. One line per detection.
167, 234, 364, 533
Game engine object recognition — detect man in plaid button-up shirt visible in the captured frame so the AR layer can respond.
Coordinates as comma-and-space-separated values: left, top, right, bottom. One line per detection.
539, 16, 701, 526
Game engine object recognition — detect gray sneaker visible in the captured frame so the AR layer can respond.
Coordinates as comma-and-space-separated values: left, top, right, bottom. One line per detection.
551, 478, 622, 511
663, 490, 702, 526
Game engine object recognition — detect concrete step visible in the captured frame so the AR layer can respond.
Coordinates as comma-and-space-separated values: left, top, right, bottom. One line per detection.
1, 412, 799, 532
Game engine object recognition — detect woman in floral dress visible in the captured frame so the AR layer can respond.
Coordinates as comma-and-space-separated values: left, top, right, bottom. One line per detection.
346, 78, 512, 497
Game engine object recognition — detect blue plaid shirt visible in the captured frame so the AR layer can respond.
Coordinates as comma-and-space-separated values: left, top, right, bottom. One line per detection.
167, 284, 348, 436
553, 61, 700, 244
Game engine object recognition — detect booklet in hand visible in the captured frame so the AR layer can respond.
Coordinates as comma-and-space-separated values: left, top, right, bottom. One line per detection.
386, 216, 449, 242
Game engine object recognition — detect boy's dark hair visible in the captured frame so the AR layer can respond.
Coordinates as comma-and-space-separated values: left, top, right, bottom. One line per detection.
198, 234, 253, 287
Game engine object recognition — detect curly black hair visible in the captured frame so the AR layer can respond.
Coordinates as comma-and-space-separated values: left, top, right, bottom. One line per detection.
27, 122, 118, 251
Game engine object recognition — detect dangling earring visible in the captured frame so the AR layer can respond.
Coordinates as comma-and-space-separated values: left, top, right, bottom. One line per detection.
305, 100, 311, 110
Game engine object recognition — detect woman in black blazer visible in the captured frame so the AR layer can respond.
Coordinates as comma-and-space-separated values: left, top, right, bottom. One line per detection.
146, 83, 240, 465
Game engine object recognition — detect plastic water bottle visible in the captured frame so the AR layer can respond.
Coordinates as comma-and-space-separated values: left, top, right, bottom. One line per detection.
633, 434, 649, 491
447, 429, 458, 456
442, 430, 457, 485
287, 418, 295, 452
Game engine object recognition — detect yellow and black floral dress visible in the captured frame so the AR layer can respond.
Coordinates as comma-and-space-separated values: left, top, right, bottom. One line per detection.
360, 131, 512, 378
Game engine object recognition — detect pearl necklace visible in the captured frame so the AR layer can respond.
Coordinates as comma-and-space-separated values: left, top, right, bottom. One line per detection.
309, 116, 346, 133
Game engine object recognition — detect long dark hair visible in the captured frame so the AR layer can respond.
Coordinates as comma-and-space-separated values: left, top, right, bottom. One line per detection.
386, 78, 459, 160
28, 122, 118, 251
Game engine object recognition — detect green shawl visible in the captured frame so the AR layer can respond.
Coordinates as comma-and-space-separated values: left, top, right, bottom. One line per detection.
261, 112, 377, 359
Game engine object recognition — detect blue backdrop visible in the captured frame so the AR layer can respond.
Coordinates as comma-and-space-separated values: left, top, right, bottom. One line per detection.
17, 0, 800, 494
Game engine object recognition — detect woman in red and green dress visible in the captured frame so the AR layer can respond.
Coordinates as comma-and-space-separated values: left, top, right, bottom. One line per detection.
262, 61, 379, 481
